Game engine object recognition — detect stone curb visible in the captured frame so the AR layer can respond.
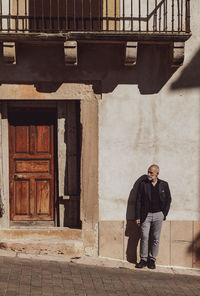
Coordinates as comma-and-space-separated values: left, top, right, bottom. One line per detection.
0, 248, 199, 277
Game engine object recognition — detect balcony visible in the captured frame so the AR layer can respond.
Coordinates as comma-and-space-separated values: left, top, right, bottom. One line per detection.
0, 0, 191, 67
0, 0, 191, 42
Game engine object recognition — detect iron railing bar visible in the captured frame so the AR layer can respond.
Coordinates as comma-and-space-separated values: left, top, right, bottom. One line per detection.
73, 0, 76, 31
138, 0, 141, 32
8, 0, 11, 32
163, 0, 165, 31
114, 0, 117, 31
146, 0, 149, 32
22, 0, 25, 32
42, 0, 44, 32
131, 0, 133, 32
172, 0, 174, 32
65, 0, 68, 31
57, 0, 60, 32
0, 0, 2, 31
154, 0, 157, 32
181, 0, 183, 31
49, 0, 52, 32
89, 0, 92, 31
159, 6, 161, 32
106, 0, 108, 31
81, 0, 84, 30
99, 0, 102, 31
25, 0, 27, 32
34, 0, 36, 32
177, 0, 180, 32
164, 0, 168, 31
186, 0, 190, 33
16, 0, 19, 32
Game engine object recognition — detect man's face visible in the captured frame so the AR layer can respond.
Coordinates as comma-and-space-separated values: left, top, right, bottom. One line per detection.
147, 166, 159, 181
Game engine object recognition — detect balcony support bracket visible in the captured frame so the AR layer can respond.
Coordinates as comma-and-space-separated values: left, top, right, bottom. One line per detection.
172, 42, 185, 67
64, 41, 77, 66
124, 42, 138, 66
3, 42, 16, 64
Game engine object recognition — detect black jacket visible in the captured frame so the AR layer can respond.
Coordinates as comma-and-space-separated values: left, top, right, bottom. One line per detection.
135, 177, 172, 223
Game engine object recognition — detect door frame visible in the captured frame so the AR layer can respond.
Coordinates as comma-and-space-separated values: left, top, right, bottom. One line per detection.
0, 98, 99, 247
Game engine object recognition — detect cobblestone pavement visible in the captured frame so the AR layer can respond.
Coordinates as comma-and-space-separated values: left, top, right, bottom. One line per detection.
0, 255, 200, 296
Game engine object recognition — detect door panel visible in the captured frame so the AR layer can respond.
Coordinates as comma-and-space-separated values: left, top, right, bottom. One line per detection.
15, 160, 50, 173
9, 108, 56, 221
15, 126, 30, 153
36, 179, 51, 215
36, 125, 51, 153
15, 180, 30, 215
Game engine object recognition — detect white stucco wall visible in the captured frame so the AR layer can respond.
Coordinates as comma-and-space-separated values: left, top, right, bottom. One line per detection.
99, 1, 200, 221
2, 0, 9, 30
120, 0, 185, 32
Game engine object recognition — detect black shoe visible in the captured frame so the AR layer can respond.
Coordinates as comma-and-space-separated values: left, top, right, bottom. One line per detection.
135, 260, 147, 268
148, 259, 156, 269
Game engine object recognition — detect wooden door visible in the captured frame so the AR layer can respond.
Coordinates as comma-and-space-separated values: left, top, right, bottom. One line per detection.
9, 108, 56, 221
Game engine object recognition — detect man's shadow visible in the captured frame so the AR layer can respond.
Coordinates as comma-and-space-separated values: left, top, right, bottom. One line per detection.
125, 175, 147, 263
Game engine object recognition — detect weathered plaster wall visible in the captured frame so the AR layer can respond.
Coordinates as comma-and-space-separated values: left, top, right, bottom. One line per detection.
99, 1, 200, 221
121, 0, 183, 32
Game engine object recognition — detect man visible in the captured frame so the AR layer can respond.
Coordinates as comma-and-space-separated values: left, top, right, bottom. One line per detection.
135, 164, 171, 269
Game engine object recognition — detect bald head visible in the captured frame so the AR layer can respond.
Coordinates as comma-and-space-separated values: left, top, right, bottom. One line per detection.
147, 164, 159, 183
149, 164, 159, 173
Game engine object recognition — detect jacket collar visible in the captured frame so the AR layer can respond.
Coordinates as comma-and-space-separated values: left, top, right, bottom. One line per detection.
145, 178, 160, 201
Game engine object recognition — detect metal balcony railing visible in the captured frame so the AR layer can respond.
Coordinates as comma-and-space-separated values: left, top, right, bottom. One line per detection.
0, 0, 191, 34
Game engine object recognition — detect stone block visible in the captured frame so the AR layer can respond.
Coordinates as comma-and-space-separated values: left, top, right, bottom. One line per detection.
171, 241, 192, 268
171, 221, 193, 242
157, 221, 170, 266
124, 220, 140, 263
193, 221, 200, 268
171, 221, 193, 268
99, 221, 124, 260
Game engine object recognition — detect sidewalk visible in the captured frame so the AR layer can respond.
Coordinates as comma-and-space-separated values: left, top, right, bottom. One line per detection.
0, 249, 199, 296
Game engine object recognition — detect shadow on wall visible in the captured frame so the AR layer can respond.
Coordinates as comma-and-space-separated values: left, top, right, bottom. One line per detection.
57, 101, 82, 229
171, 48, 200, 90
101, 43, 177, 94
188, 232, 200, 268
125, 175, 146, 263
171, 47, 200, 265
0, 42, 178, 95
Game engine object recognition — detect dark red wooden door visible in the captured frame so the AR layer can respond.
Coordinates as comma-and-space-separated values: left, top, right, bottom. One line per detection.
9, 108, 56, 221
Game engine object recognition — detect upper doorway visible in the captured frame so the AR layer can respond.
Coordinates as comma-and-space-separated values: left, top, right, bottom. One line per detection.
29, 0, 103, 32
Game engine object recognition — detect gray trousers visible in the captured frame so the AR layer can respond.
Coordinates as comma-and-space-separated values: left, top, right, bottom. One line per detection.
140, 211, 164, 262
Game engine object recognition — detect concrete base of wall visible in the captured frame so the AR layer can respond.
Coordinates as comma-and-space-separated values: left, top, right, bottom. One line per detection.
99, 220, 200, 269
1, 220, 198, 269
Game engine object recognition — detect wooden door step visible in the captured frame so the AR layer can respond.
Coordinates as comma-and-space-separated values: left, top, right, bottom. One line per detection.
0, 239, 84, 256
0, 228, 82, 240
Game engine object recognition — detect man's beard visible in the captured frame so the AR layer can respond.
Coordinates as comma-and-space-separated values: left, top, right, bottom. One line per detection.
147, 176, 156, 181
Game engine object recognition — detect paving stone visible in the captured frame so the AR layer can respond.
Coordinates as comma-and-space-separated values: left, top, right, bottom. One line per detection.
0, 255, 200, 296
